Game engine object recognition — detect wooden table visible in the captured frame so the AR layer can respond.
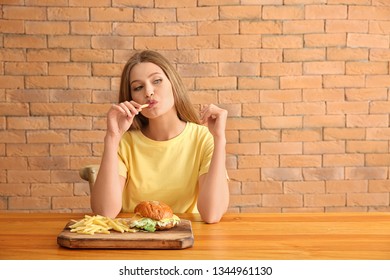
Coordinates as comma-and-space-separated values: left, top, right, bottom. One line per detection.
1, 212, 390, 260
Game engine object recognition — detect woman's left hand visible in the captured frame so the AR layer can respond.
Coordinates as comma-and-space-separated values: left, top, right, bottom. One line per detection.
200, 104, 228, 139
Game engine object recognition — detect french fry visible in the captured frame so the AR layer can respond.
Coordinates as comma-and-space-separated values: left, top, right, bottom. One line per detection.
68, 215, 137, 235
139, 103, 149, 109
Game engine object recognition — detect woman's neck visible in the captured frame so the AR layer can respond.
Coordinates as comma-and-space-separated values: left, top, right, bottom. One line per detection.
142, 116, 186, 141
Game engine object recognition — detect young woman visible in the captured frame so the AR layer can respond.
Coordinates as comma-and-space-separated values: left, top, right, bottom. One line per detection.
90, 50, 229, 223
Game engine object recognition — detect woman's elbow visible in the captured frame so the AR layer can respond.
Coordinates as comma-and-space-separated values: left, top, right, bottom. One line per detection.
200, 212, 224, 224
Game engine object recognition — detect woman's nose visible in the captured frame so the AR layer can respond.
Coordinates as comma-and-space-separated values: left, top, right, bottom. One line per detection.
145, 84, 154, 97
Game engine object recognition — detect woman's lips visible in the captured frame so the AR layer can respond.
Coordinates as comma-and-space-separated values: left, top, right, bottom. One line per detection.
147, 100, 158, 108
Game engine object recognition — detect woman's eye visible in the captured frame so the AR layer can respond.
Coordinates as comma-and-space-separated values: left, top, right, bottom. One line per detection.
133, 85, 143, 92
153, 78, 162, 84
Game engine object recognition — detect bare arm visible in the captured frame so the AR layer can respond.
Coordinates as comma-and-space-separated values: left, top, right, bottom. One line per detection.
197, 104, 229, 223
90, 101, 143, 218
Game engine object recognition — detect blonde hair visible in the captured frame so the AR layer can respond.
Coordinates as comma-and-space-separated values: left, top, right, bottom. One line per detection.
119, 50, 200, 130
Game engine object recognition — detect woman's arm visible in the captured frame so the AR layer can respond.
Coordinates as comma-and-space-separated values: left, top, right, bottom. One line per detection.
90, 102, 142, 218
90, 135, 126, 218
197, 104, 229, 223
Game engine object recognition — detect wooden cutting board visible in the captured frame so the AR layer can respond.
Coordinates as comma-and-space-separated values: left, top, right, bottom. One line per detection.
57, 219, 194, 249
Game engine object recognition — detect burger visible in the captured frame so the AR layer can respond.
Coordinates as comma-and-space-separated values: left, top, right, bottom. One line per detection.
129, 200, 180, 232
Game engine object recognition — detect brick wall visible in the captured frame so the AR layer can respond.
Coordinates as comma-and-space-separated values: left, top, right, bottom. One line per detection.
1, 0, 389, 213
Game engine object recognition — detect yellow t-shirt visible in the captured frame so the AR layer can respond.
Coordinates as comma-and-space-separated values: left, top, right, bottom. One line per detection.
118, 122, 214, 213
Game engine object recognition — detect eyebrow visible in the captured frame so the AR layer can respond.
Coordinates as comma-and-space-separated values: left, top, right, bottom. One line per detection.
130, 72, 163, 85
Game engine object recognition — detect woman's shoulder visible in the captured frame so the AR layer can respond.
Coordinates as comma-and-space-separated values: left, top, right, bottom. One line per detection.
120, 130, 142, 144
186, 122, 211, 136
186, 122, 213, 143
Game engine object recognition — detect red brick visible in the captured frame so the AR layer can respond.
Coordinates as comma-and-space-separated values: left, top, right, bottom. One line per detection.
8, 117, 49, 130
347, 33, 389, 49
284, 181, 325, 194
326, 20, 368, 33
262, 142, 302, 155
345, 88, 388, 101
304, 115, 345, 128
263, 194, 303, 207
261, 89, 301, 103
0, 103, 29, 116
281, 75, 322, 89
3, 6, 46, 20
240, 130, 280, 143
31, 183, 73, 197
348, 193, 389, 207
327, 47, 368, 61
323, 154, 364, 167
229, 194, 262, 207
263, 5, 304, 19
0, 157, 27, 169
305, 5, 347, 19
346, 167, 388, 180
27, 130, 69, 143
0, 76, 24, 89
5, 62, 47, 75
227, 143, 259, 155
243, 103, 283, 116
239, 77, 278, 90
305, 33, 346, 47
196, 77, 237, 90
262, 116, 302, 129
283, 20, 324, 34
227, 169, 260, 182
26, 22, 69, 35
92, 36, 134, 50
304, 61, 344, 75
71, 49, 112, 63
324, 128, 365, 140
52, 196, 91, 210
220, 5, 261, 20
326, 180, 367, 194
136, 36, 178, 50
48, 35, 91, 48
51, 143, 91, 156
238, 155, 279, 168
47, 7, 90, 21
7, 144, 49, 157
91, 7, 134, 21
71, 22, 112, 35
0, 131, 26, 144
28, 156, 70, 170
284, 48, 325, 62
303, 88, 345, 102
347, 115, 389, 128
240, 21, 281, 34
282, 129, 321, 142
0, 20, 24, 34
281, 155, 322, 167
242, 49, 282, 62
0, 184, 30, 196
9, 197, 51, 210
262, 168, 303, 181
242, 181, 283, 194
8, 170, 51, 183
262, 35, 303, 49
305, 194, 346, 207
349, 5, 390, 20
177, 7, 218, 21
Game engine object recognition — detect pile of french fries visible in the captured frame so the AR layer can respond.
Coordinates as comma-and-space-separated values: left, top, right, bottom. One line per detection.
69, 215, 137, 235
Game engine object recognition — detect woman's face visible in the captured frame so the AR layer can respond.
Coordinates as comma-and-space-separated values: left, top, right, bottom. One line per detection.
129, 62, 176, 120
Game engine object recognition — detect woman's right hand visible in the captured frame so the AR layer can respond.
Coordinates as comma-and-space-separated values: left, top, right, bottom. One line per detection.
106, 101, 142, 138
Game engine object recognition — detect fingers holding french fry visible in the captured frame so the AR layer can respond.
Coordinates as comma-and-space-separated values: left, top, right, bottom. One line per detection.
69, 215, 137, 235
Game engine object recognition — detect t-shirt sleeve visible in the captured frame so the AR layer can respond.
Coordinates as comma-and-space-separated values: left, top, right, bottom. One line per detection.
117, 137, 129, 178
198, 130, 214, 177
